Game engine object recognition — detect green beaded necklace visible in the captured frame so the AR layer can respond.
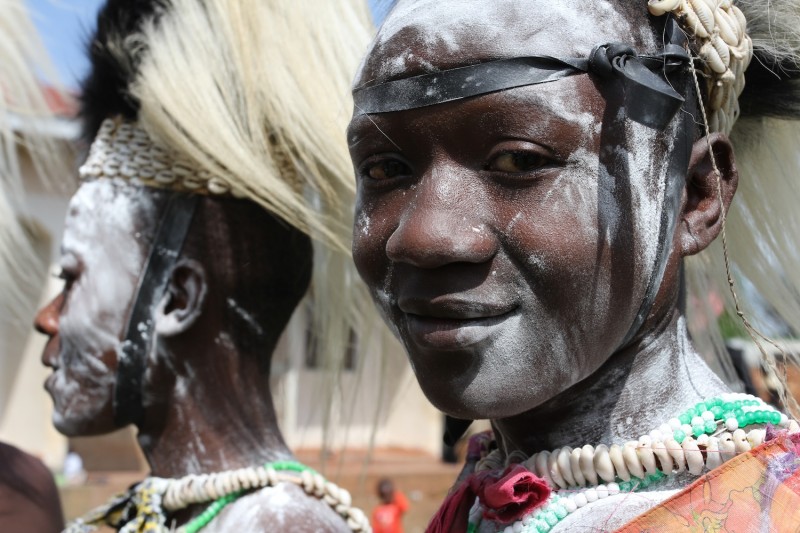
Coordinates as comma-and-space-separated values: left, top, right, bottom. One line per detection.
181, 460, 313, 533
466, 394, 791, 533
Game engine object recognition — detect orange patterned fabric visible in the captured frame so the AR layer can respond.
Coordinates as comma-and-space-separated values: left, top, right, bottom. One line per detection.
617, 433, 800, 532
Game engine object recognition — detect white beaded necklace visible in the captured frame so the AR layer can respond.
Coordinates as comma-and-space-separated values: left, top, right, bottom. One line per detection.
468, 393, 798, 533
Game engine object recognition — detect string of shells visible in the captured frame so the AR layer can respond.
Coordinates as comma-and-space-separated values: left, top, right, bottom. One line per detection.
160, 464, 369, 532
79, 118, 242, 197
476, 418, 799, 490
648, 0, 753, 135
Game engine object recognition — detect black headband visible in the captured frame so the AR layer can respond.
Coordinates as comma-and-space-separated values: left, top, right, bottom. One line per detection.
113, 193, 199, 426
354, 41, 689, 130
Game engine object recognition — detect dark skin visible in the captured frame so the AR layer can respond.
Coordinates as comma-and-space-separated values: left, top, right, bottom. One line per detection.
0, 442, 64, 533
349, 1, 738, 523
35, 181, 349, 531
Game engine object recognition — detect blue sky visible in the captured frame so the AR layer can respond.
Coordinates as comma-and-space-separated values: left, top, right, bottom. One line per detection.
25, 0, 394, 91
25, 0, 105, 90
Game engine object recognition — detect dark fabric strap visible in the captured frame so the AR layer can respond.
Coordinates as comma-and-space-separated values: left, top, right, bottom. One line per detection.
113, 193, 199, 426
353, 43, 689, 130
354, 56, 587, 114
619, 104, 690, 348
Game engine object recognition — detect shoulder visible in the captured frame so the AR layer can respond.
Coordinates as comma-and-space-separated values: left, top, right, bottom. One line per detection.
210, 482, 354, 532
0, 442, 51, 480
0, 442, 61, 499
0, 443, 64, 533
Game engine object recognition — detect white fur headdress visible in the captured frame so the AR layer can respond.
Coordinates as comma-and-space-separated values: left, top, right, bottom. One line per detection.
80, 0, 378, 431
0, 0, 70, 420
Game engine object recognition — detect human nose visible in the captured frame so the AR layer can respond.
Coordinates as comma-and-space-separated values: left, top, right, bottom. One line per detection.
34, 293, 63, 337
386, 169, 496, 268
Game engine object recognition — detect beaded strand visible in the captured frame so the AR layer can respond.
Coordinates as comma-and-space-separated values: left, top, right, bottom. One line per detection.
183, 491, 242, 533
173, 460, 368, 533
476, 394, 795, 487
469, 394, 797, 533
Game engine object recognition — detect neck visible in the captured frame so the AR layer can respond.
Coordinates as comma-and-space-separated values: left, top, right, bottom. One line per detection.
137, 337, 291, 479
492, 311, 730, 455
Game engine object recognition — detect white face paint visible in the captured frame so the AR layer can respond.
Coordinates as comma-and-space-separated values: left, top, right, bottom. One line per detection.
362, 0, 654, 80
43, 180, 155, 435
350, 0, 689, 419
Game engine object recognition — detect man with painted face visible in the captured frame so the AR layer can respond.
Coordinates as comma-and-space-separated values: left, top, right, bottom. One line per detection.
34, 0, 372, 531
349, 0, 800, 530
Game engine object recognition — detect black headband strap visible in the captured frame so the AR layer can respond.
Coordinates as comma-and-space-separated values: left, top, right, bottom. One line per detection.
353, 42, 689, 130
354, 55, 587, 114
113, 193, 199, 426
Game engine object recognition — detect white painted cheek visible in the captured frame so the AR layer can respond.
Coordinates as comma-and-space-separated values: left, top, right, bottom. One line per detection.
52, 182, 152, 425
539, 148, 611, 313
61, 198, 143, 356
458, 310, 578, 417
622, 118, 679, 289
372, 287, 402, 339
51, 357, 115, 424
526, 251, 548, 272
355, 210, 371, 237
543, 148, 603, 240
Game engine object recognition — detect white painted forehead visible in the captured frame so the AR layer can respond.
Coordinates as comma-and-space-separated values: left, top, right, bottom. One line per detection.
64, 180, 157, 244
374, 0, 652, 63
68, 180, 134, 217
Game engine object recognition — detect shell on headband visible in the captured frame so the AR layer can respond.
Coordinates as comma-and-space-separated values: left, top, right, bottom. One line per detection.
648, 0, 753, 135
78, 118, 243, 197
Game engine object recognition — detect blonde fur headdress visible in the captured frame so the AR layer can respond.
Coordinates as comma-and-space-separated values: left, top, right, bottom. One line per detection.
129, 0, 370, 251
80, 0, 377, 429
0, 0, 69, 419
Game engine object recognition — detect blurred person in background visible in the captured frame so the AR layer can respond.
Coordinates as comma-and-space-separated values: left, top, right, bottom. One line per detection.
372, 478, 409, 533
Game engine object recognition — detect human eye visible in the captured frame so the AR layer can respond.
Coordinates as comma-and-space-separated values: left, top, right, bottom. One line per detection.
484, 141, 560, 180
358, 155, 413, 183
487, 152, 552, 173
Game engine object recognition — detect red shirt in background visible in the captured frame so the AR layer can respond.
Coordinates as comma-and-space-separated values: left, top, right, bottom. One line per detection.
371, 490, 409, 533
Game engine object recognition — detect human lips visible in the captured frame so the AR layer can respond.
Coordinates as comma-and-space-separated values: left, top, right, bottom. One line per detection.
43, 366, 66, 400
44, 371, 58, 394
41, 344, 60, 391
398, 297, 519, 350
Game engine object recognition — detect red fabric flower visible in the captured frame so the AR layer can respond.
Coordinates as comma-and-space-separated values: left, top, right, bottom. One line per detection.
476, 464, 552, 523
426, 464, 551, 532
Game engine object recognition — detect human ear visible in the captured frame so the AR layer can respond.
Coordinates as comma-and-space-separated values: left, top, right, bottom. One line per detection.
154, 259, 207, 336
679, 133, 739, 257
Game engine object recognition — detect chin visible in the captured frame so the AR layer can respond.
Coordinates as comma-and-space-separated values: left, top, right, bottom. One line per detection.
52, 412, 86, 437
421, 378, 530, 420
51, 405, 116, 437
